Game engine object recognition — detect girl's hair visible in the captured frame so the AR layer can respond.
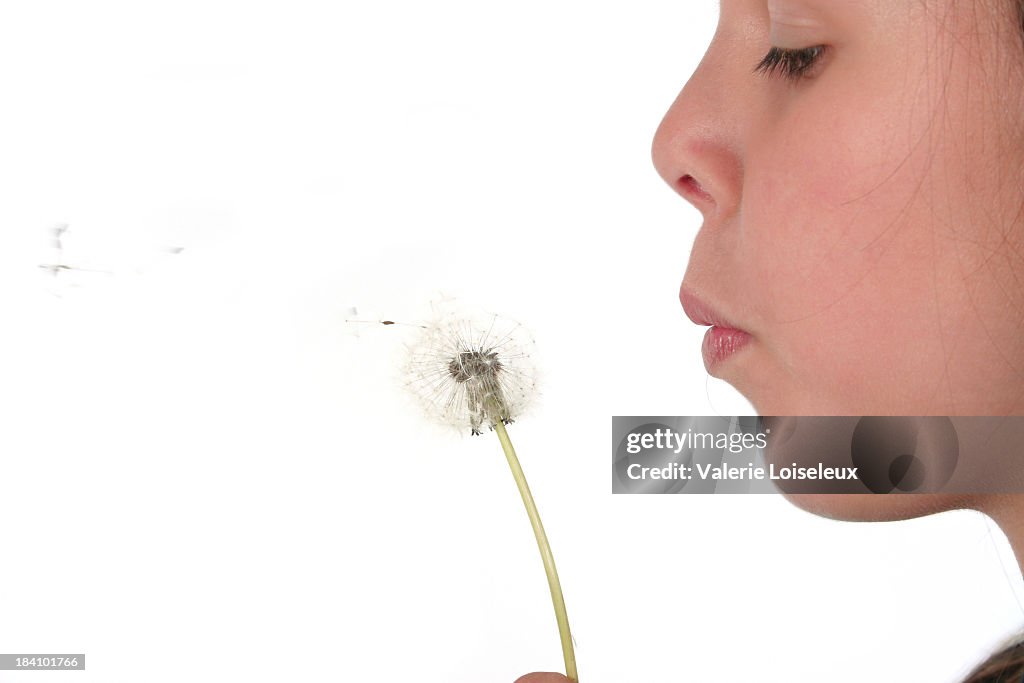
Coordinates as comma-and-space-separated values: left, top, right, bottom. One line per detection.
952, 1, 1024, 681
1019, 0, 1024, 42
962, 16, 1024, 683
963, 634, 1024, 682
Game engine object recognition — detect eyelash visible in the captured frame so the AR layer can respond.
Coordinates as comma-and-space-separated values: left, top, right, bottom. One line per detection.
753, 46, 827, 81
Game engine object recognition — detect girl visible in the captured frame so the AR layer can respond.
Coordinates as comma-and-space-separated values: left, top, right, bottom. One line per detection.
521, 0, 1024, 680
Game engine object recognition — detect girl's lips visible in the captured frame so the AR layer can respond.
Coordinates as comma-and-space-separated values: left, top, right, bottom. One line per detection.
702, 326, 752, 370
678, 286, 753, 370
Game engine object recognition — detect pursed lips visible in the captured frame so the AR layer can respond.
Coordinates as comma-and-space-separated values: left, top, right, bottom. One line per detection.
678, 285, 753, 370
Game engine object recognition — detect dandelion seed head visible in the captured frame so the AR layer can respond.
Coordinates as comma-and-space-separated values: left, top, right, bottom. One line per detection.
402, 307, 540, 436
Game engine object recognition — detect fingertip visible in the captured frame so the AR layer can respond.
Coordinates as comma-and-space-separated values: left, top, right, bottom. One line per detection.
513, 673, 572, 683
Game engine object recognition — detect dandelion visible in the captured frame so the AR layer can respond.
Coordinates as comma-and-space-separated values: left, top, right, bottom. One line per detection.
403, 311, 539, 435
402, 307, 579, 682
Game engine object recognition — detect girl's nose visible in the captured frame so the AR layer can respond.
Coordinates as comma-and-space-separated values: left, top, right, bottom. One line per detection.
650, 42, 746, 224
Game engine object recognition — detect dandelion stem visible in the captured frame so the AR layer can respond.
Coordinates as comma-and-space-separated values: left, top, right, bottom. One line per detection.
491, 415, 578, 683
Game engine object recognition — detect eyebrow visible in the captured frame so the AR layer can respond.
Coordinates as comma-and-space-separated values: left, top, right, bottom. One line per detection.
767, 0, 828, 24
769, 0, 864, 18
768, 0, 865, 32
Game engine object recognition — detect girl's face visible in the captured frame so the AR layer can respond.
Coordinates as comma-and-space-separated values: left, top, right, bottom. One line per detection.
652, 0, 1024, 417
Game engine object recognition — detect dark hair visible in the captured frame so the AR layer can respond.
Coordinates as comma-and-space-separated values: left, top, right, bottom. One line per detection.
961, 14, 1024, 683
962, 16, 1024, 683
958, 0, 1024, 673
961, 0, 1024, 670
963, 634, 1024, 683
1019, 0, 1024, 42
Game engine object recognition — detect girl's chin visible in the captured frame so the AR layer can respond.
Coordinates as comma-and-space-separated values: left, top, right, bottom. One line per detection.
780, 492, 967, 522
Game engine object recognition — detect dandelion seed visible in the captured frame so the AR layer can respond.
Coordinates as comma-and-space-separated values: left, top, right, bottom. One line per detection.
38, 223, 114, 297
343, 305, 428, 339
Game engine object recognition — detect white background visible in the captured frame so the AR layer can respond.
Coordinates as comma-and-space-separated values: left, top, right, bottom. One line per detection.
1, 1, 1023, 682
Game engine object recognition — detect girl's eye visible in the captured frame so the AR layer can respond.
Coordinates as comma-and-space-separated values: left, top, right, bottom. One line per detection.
753, 45, 827, 81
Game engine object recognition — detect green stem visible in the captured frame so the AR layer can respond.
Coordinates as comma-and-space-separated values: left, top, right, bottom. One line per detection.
492, 416, 578, 682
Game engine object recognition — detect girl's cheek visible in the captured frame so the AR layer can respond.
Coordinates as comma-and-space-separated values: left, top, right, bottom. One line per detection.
741, 151, 944, 395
